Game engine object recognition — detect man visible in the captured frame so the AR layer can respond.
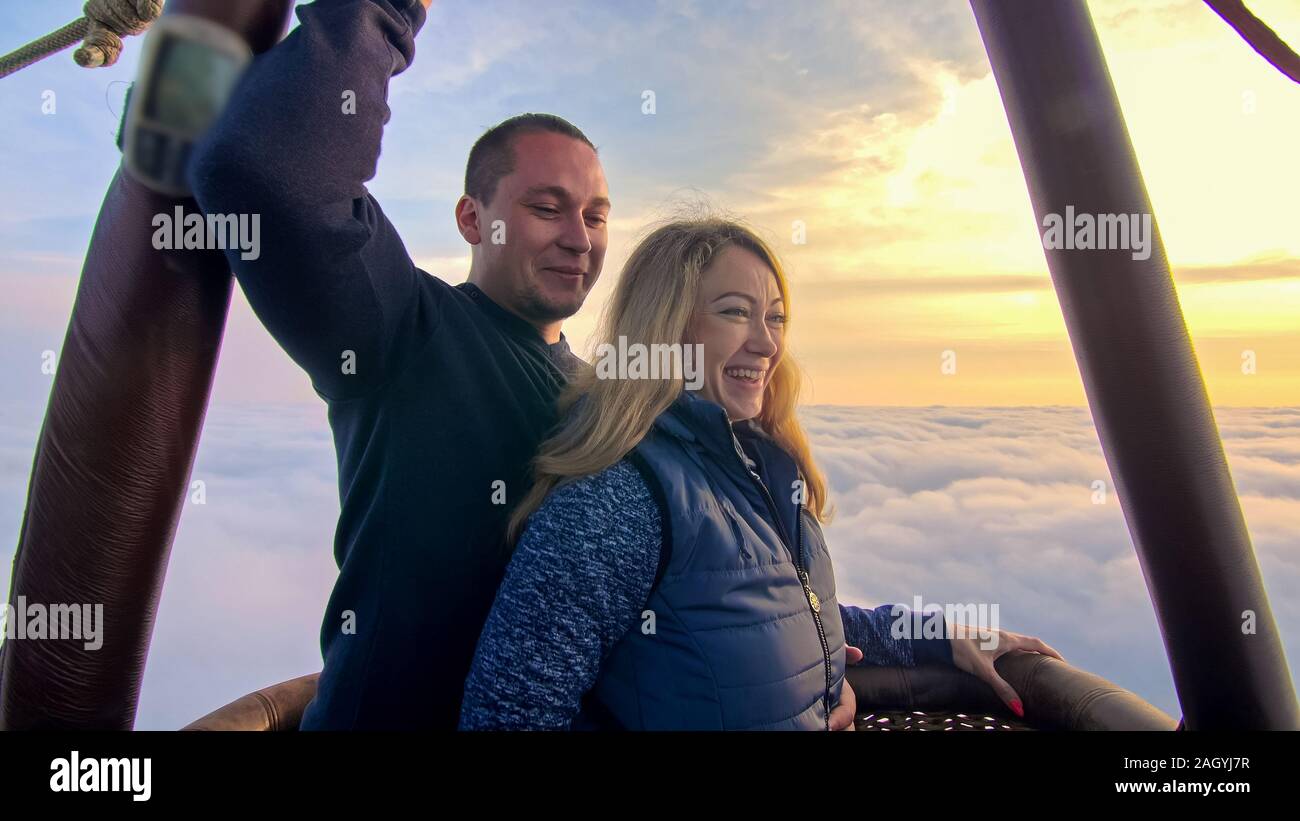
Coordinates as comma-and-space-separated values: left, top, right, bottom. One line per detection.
187, 0, 610, 728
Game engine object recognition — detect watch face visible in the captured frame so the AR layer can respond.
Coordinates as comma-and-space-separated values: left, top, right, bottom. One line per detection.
144, 34, 243, 133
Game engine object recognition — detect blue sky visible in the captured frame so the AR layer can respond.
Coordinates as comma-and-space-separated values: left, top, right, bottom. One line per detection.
4, 1, 1298, 406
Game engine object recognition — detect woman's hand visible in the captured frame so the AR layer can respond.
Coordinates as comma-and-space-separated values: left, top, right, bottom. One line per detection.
949, 625, 1064, 718
828, 645, 865, 730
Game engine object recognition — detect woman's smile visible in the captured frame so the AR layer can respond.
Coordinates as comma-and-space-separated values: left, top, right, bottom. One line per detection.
688, 245, 785, 422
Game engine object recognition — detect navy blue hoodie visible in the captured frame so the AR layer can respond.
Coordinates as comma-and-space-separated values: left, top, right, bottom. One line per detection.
186, 0, 582, 729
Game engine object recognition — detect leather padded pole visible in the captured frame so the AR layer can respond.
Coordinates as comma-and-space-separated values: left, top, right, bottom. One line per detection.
0, 0, 294, 730
969, 0, 1298, 729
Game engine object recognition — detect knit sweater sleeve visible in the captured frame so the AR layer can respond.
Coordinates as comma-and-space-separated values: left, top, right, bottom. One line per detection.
458, 460, 663, 730
838, 603, 955, 667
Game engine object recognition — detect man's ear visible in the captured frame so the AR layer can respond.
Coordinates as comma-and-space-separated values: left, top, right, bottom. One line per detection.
455, 195, 482, 245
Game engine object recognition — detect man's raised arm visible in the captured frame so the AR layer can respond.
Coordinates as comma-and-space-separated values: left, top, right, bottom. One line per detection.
188, 0, 432, 401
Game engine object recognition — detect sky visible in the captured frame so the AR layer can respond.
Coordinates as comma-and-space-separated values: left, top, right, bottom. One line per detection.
0, 0, 1297, 727
1, 0, 1297, 406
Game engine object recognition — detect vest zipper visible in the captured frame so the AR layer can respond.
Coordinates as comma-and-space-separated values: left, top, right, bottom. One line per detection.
726, 427, 833, 730
797, 502, 833, 731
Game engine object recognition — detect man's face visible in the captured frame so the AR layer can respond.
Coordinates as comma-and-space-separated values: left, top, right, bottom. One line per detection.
460, 132, 610, 328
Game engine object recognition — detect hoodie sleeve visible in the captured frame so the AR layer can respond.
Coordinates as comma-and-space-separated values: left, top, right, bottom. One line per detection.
186, 0, 430, 402
839, 603, 954, 667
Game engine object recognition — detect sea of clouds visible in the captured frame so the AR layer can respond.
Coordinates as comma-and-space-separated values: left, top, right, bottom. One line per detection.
1, 400, 1296, 728
807, 404, 1300, 724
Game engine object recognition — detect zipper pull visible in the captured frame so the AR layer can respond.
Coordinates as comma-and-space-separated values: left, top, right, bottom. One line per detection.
806, 589, 821, 614
799, 570, 821, 613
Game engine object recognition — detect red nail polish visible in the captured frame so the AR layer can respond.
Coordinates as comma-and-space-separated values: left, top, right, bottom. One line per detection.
1010, 699, 1024, 718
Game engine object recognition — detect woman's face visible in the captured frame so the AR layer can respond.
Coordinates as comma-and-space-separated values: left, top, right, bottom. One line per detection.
686, 245, 786, 423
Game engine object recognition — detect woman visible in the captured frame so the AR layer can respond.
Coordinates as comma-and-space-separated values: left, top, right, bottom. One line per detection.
459, 215, 1062, 730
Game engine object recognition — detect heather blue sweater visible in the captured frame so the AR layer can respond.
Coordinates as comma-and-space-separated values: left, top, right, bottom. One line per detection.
460, 458, 954, 730
185, 0, 587, 729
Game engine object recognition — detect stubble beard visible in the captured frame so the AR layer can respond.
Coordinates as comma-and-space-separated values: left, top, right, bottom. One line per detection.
516, 272, 586, 326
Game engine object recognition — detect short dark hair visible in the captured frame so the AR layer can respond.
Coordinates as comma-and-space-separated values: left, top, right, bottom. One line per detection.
464, 113, 597, 208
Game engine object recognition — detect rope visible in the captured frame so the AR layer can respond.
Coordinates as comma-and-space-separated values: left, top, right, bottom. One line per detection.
1204, 0, 1300, 85
0, 0, 163, 80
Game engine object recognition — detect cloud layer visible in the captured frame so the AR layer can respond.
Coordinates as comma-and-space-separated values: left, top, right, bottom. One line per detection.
3, 399, 1295, 726
809, 404, 1300, 720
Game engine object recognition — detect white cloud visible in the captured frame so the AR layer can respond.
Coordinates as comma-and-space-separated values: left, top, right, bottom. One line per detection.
1, 400, 1295, 725
806, 404, 1300, 720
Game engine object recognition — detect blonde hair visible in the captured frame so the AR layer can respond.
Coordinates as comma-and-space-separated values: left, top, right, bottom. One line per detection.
507, 213, 832, 547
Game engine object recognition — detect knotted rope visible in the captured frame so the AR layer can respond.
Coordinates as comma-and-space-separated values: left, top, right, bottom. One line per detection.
0, 0, 163, 80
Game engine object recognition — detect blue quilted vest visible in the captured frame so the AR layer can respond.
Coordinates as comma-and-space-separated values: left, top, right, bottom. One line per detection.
587, 389, 847, 730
